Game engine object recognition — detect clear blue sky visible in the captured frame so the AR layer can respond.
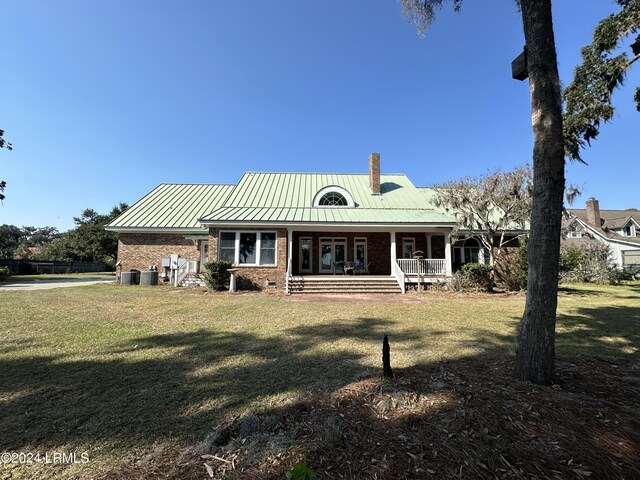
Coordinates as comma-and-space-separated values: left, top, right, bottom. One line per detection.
1, 0, 638, 231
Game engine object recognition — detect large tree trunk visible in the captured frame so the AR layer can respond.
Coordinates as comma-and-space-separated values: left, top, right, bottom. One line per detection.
514, 0, 565, 385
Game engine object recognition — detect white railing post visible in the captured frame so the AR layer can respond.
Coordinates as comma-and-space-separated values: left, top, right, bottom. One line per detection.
444, 234, 452, 276
392, 261, 406, 294
286, 230, 293, 294
174, 258, 194, 287
398, 258, 448, 277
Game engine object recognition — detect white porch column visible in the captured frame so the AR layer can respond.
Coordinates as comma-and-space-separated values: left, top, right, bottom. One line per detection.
444, 233, 452, 276
390, 231, 397, 272
426, 234, 432, 258
287, 229, 293, 271
285, 229, 293, 294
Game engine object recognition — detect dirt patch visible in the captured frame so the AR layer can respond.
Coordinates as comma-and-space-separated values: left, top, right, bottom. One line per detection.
101, 355, 640, 479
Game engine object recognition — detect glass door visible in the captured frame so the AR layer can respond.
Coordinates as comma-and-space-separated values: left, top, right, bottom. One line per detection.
320, 239, 333, 272
299, 238, 312, 273
319, 238, 346, 273
334, 240, 346, 264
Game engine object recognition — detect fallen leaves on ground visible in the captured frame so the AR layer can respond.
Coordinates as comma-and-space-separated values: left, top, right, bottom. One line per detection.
102, 355, 640, 479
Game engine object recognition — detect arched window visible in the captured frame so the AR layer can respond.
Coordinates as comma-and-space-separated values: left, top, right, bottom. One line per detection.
319, 192, 348, 206
463, 238, 480, 264
312, 186, 354, 207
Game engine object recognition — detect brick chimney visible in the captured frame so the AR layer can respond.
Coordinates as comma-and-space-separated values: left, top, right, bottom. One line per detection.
369, 152, 381, 195
586, 197, 602, 228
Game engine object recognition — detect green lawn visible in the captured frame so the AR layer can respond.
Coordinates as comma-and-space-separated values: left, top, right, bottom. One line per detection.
0, 282, 638, 478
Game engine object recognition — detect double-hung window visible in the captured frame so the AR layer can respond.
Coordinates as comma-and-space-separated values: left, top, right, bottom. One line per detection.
218, 231, 277, 266
219, 232, 236, 262
259, 232, 276, 265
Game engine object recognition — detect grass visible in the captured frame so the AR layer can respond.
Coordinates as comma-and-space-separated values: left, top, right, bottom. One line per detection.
0, 281, 638, 478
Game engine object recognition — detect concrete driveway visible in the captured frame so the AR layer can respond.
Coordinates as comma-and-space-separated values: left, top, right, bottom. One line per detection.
0, 277, 115, 291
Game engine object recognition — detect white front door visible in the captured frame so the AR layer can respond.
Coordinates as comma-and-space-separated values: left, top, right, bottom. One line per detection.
200, 241, 209, 273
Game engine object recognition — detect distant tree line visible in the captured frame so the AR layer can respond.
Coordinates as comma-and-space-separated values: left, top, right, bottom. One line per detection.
0, 203, 128, 269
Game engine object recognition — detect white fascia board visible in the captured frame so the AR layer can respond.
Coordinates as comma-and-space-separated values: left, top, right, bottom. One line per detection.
456, 229, 528, 235
626, 217, 640, 228
199, 222, 455, 232
575, 219, 640, 248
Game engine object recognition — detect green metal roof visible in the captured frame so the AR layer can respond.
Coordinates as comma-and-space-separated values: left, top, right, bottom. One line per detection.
200, 173, 456, 225
222, 173, 426, 208
106, 184, 234, 231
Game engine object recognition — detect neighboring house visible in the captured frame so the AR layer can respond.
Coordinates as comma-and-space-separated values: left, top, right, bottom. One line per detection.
106, 154, 519, 292
563, 198, 640, 270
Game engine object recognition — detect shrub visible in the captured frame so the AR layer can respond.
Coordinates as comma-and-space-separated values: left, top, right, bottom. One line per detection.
461, 263, 494, 291
559, 245, 584, 272
0, 266, 11, 281
559, 240, 620, 284
448, 271, 473, 292
203, 261, 232, 291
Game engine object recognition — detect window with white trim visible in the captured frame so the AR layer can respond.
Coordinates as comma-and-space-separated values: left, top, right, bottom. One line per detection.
622, 223, 634, 237
239, 233, 257, 264
402, 238, 415, 259
319, 192, 348, 206
567, 222, 582, 238
219, 232, 236, 262
463, 238, 480, 264
354, 238, 367, 265
260, 232, 276, 265
218, 231, 277, 266
312, 186, 355, 207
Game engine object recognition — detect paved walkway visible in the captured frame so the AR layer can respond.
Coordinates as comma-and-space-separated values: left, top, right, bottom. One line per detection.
0, 277, 115, 291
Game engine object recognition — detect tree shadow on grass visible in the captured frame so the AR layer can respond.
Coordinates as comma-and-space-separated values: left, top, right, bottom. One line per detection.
556, 304, 640, 357
1, 305, 639, 478
0, 317, 416, 453
122, 352, 640, 480
558, 285, 604, 296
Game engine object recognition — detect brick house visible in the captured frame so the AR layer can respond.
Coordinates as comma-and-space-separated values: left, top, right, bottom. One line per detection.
106, 154, 520, 293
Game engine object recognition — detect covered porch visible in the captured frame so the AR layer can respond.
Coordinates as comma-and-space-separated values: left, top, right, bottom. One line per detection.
284, 228, 453, 293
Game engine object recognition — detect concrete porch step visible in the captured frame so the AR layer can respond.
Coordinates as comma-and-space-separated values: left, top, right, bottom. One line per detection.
180, 273, 206, 288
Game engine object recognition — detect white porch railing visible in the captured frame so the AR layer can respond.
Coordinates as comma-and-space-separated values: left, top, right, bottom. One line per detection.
392, 261, 406, 294
285, 258, 292, 294
397, 259, 447, 276
174, 259, 198, 287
